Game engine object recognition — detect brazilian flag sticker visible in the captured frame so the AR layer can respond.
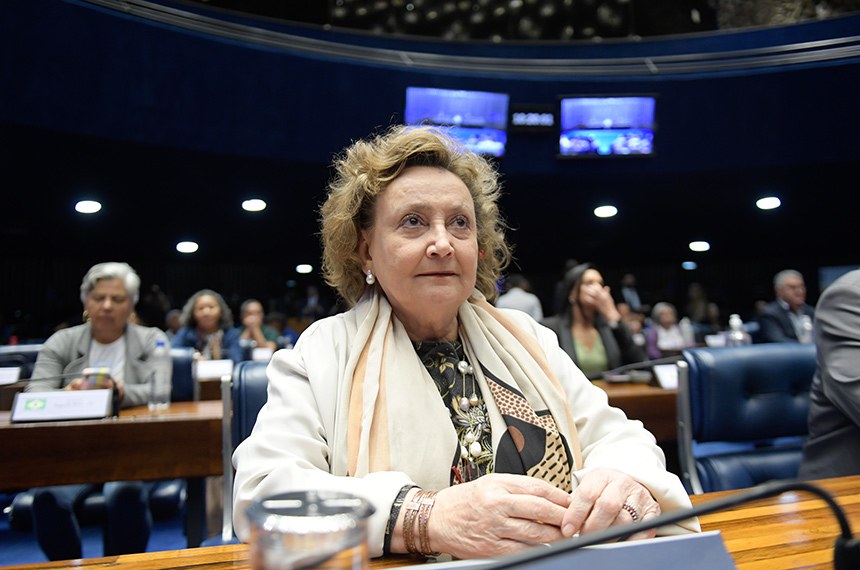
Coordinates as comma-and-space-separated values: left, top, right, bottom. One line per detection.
24, 398, 47, 411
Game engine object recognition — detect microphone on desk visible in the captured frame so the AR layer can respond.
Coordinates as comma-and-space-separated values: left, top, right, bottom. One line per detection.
485, 479, 859, 570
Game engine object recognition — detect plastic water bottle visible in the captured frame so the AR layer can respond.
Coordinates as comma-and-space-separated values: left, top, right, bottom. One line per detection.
798, 315, 813, 344
679, 317, 696, 347
726, 314, 751, 346
148, 339, 171, 411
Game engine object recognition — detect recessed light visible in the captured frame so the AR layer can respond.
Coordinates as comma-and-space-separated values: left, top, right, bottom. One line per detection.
682, 261, 698, 270
296, 264, 313, 274
176, 241, 199, 254
242, 199, 267, 212
689, 241, 710, 252
594, 205, 618, 218
75, 200, 102, 214
756, 196, 781, 210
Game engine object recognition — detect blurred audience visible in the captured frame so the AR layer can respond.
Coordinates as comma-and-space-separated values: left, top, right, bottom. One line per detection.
164, 308, 181, 341
495, 273, 544, 321
541, 262, 646, 380
172, 289, 244, 362
684, 282, 709, 324
757, 269, 815, 343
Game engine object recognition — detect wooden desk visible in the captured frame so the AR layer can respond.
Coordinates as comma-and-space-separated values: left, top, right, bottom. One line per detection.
0, 401, 222, 547
7, 475, 857, 570
594, 380, 677, 442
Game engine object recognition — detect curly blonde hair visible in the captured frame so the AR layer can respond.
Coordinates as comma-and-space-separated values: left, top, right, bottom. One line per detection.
320, 125, 512, 306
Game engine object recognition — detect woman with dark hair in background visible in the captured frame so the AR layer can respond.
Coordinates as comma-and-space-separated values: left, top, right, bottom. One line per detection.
541, 263, 646, 380
171, 289, 244, 363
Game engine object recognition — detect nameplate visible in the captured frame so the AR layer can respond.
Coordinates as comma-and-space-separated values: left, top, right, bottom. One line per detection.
404, 531, 734, 570
653, 364, 679, 390
252, 347, 274, 362
0, 366, 21, 385
194, 359, 234, 380
11, 389, 113, 423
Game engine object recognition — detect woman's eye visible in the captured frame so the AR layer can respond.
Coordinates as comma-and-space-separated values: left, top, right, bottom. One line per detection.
402, 215, 422, 227
451, 216, 470, 229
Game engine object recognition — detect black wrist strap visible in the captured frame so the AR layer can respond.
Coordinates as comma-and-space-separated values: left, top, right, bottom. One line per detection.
383, 484, 419, 555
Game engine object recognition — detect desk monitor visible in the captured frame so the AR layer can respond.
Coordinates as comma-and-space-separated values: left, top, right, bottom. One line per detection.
404, 87, 510, 157
558, 94, 657, 158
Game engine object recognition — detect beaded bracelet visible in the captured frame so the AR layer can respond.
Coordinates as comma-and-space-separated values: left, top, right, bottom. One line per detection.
383, 485, 417, 555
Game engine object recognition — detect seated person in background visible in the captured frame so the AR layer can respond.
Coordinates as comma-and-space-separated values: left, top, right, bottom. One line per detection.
236, 298, 278, 352
232, 126, 699, 560
799, 268, 860, 479
263, 310, 300, 349
757, 269, 815, 343
164, 308, 181, 341
617, 302, 646, 348
172, 289, 244, 362
494, 273, 544, 321
541, 263, 646, 380
25, 261, 171, 560
645, 302, 689, 359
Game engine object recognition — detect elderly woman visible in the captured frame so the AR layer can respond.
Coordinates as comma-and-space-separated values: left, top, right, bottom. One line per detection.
645, 302, 689, 359
232, 126, 698, 560
172, 288, 244, 363
25, 261, 171, 560
541, 263, 646, 380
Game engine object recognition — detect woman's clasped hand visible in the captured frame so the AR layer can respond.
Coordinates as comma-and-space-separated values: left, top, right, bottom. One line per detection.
426, 468, 659, 559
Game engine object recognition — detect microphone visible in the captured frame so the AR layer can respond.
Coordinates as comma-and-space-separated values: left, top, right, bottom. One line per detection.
484, 479, 859, 570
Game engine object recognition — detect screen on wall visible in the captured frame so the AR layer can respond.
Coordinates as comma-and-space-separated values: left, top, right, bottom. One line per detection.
405, 87, 510, 157
558, 95, 656, 157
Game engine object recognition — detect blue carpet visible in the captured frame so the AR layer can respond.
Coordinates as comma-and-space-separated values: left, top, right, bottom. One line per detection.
1, 494, 188, 566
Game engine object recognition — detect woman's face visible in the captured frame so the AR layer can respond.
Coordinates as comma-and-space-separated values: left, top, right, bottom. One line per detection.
360, 166, 478, 340
85, 278, 133, 341
193, 294, 222, 333
658, 306, 677, 328
573, 268, 605, 308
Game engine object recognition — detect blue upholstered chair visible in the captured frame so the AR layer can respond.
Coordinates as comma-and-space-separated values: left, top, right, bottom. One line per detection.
0, 343, 43, 380
7, 347, 198, 532
201, 359, 269, 546
676, 342, 816, 494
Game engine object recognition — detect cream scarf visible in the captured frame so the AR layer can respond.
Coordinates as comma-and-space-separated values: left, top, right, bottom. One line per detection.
339, 288, 582, 492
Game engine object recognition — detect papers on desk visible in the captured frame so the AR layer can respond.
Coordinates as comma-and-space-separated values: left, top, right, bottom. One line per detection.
11, 389, 113, 422
0, 366, 21, 385
393, 531, 734, 570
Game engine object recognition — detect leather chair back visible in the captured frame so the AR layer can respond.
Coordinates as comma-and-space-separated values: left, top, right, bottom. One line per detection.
0, 343, 43, 379
202, 359, 269, 546
677, 342, 815, 494
170, 347, 196, 402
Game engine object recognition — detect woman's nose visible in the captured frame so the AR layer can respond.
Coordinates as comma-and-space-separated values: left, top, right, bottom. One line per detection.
427, 226, 453, 256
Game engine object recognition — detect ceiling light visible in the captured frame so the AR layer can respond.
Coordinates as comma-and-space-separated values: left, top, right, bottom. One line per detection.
593, 205, 618, 218
689, 241, 710, 252
756, 196, 781, 210
682, 261, 698, 270
75, 200, 102, 214
242, 199, 267, 212
176, 241, 199, 254
296, 264, 313, 274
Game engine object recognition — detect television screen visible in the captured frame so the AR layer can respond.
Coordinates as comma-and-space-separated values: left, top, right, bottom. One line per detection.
405, 87, 510, 157
558, 95, 656, 157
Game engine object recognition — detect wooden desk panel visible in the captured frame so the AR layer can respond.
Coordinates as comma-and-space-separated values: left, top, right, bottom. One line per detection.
594, 381, 677, 442
0, 401, 223, 490
7, 475, 856, 570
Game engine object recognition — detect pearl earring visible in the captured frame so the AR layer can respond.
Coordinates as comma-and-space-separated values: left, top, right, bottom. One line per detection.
365, 270, 375, 285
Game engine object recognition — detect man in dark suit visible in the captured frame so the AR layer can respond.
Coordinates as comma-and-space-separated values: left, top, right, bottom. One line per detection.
799, 268, 860, 478
757, 269, 815, 343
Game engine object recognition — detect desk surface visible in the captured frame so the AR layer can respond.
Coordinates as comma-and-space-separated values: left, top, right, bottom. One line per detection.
0, 401, 223, 490
7, 474, 857, 570
594, 380, 677, 442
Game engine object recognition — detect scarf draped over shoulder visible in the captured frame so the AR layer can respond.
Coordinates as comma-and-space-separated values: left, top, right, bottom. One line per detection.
334, 288, 582, 492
